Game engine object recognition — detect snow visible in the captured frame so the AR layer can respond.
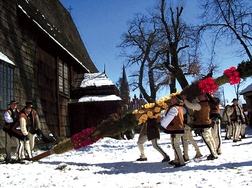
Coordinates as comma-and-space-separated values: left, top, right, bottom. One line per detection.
78, 94, 121, 102
1, 127, 252, 188
0, 52, 15, 66
77, 72, 122, 102
80, 72, 114, 87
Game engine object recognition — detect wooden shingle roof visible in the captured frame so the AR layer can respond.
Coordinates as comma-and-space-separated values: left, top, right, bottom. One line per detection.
17, 0, 98, 72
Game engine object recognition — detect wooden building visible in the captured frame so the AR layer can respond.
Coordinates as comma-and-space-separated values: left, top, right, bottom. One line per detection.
240, 83, 252, 127
69, 72, 122, 134
0, 0, 122, 151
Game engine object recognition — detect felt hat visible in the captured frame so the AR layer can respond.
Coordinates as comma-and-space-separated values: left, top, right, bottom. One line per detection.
232, 98, 238, 103
25, 104, 33, 109
25, 100, 33, 108
9, 100, 18, 105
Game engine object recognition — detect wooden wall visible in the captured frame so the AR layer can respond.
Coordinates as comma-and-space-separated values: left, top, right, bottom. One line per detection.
68, 101, 122, 135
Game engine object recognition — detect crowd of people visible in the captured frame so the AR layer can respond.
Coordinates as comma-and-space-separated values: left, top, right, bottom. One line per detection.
2, 94, 248, 166
135, 93, 249, 168
2, 100, 41, 164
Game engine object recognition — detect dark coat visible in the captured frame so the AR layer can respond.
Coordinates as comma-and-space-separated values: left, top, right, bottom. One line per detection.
146, 118, 160, 141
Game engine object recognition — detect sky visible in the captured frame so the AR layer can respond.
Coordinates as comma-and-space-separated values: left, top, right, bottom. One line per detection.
1, 126, 252, 187
59, 0, 252, 104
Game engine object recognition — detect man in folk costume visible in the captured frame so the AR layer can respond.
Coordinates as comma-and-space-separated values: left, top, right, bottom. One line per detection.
183, 94, 218, 160
182, 106, 203, 161
160, 94, 185, 167
207, 93, 222, 155
25, 100, 41, 152
230, 98, 246, 142
17, 101, 41, 159
240, 110, 249, 138
2, 100, 20, 163
222, 105, 234, 140
136, 118, 170, 162
18, 104, 33, 160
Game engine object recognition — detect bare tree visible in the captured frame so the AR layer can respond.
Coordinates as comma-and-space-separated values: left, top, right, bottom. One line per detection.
199, 0, 252, 62
119, 0, 201, 102
119, 14, 170, 102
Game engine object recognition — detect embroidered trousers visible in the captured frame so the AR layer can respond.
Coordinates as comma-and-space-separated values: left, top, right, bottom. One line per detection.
182, 124, 202, 160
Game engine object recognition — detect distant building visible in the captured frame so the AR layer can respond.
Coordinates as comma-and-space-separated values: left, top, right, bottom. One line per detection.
119, 65, 131, 113
69, 72, 123, 134
130, 94, 146, 110
240, 83, 252, 127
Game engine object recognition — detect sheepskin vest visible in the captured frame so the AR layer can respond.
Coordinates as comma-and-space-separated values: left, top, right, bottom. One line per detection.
193, 101, 212, 128
165, 106, 184, 134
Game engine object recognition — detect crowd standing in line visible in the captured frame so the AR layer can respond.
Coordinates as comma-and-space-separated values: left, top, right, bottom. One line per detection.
135, 94, 250, 168
2, 100, 41, 164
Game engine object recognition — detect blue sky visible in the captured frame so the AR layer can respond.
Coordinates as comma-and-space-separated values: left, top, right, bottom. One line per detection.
60, 0, 251, 104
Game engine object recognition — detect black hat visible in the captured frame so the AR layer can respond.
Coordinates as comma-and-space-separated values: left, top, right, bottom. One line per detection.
26, 100, 33, 108
9, 100, 18, 105
174, 94, 183, 102
26, 100, 33, 105
25, 104, 33, 109
232, 98, 238, 103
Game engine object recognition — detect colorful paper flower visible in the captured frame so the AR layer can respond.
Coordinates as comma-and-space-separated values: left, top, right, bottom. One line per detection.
198, 77, 218, 94
223, 66, 241, 85
71, 127, 100, 150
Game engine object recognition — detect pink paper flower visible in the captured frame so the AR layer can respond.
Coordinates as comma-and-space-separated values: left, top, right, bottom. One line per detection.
223, 66, 241, 85
71, 127, 100, 150
198, 77, 218, 94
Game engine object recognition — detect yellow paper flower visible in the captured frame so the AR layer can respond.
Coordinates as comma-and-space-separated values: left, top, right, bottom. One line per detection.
144, 103, 155, 109
138, 110, 145, 114
169, 91, 181, 98
132, 91, 182, 125
139, 114, 148, 122
147, 111, 154, 118
162, 103, 168, 109
132, 109, 139, 114
138, 118, 143, 125
157, 99, 164, 106
154, 107, 161, 113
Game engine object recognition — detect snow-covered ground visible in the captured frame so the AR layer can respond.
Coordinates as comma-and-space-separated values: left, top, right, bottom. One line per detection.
1, 126, 252, 188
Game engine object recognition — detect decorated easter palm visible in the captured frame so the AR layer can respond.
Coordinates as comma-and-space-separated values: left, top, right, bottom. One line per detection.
31, 61, 252, 161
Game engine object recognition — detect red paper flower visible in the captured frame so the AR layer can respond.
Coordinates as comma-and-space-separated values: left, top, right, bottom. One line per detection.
71, 127, 100, 150
198, 77, 218, 94
223, 66, 241, 85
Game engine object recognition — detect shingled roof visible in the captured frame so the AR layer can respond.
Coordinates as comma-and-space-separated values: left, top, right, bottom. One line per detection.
17, 0, 98, 72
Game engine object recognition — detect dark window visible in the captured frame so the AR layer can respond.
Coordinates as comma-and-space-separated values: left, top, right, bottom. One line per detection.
58, 59, 69, 96
0, 61, 14, 110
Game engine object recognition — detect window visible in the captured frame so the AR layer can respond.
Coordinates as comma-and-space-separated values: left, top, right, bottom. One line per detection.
0, 61, 14, 110
58, 59, 69, 96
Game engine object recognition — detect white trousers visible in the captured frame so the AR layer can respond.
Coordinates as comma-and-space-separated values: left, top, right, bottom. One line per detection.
137, 134, 167, 159
211, 119, 222, 153
201, 127, 218, 158
182, 124, 201, 159
171, 134, 185, 165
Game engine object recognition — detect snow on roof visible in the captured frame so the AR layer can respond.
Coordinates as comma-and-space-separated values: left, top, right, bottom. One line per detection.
78, 94, 122, 102
80, 72, 114, 87
0, 52, 15, 66
240, 83, 252, 94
